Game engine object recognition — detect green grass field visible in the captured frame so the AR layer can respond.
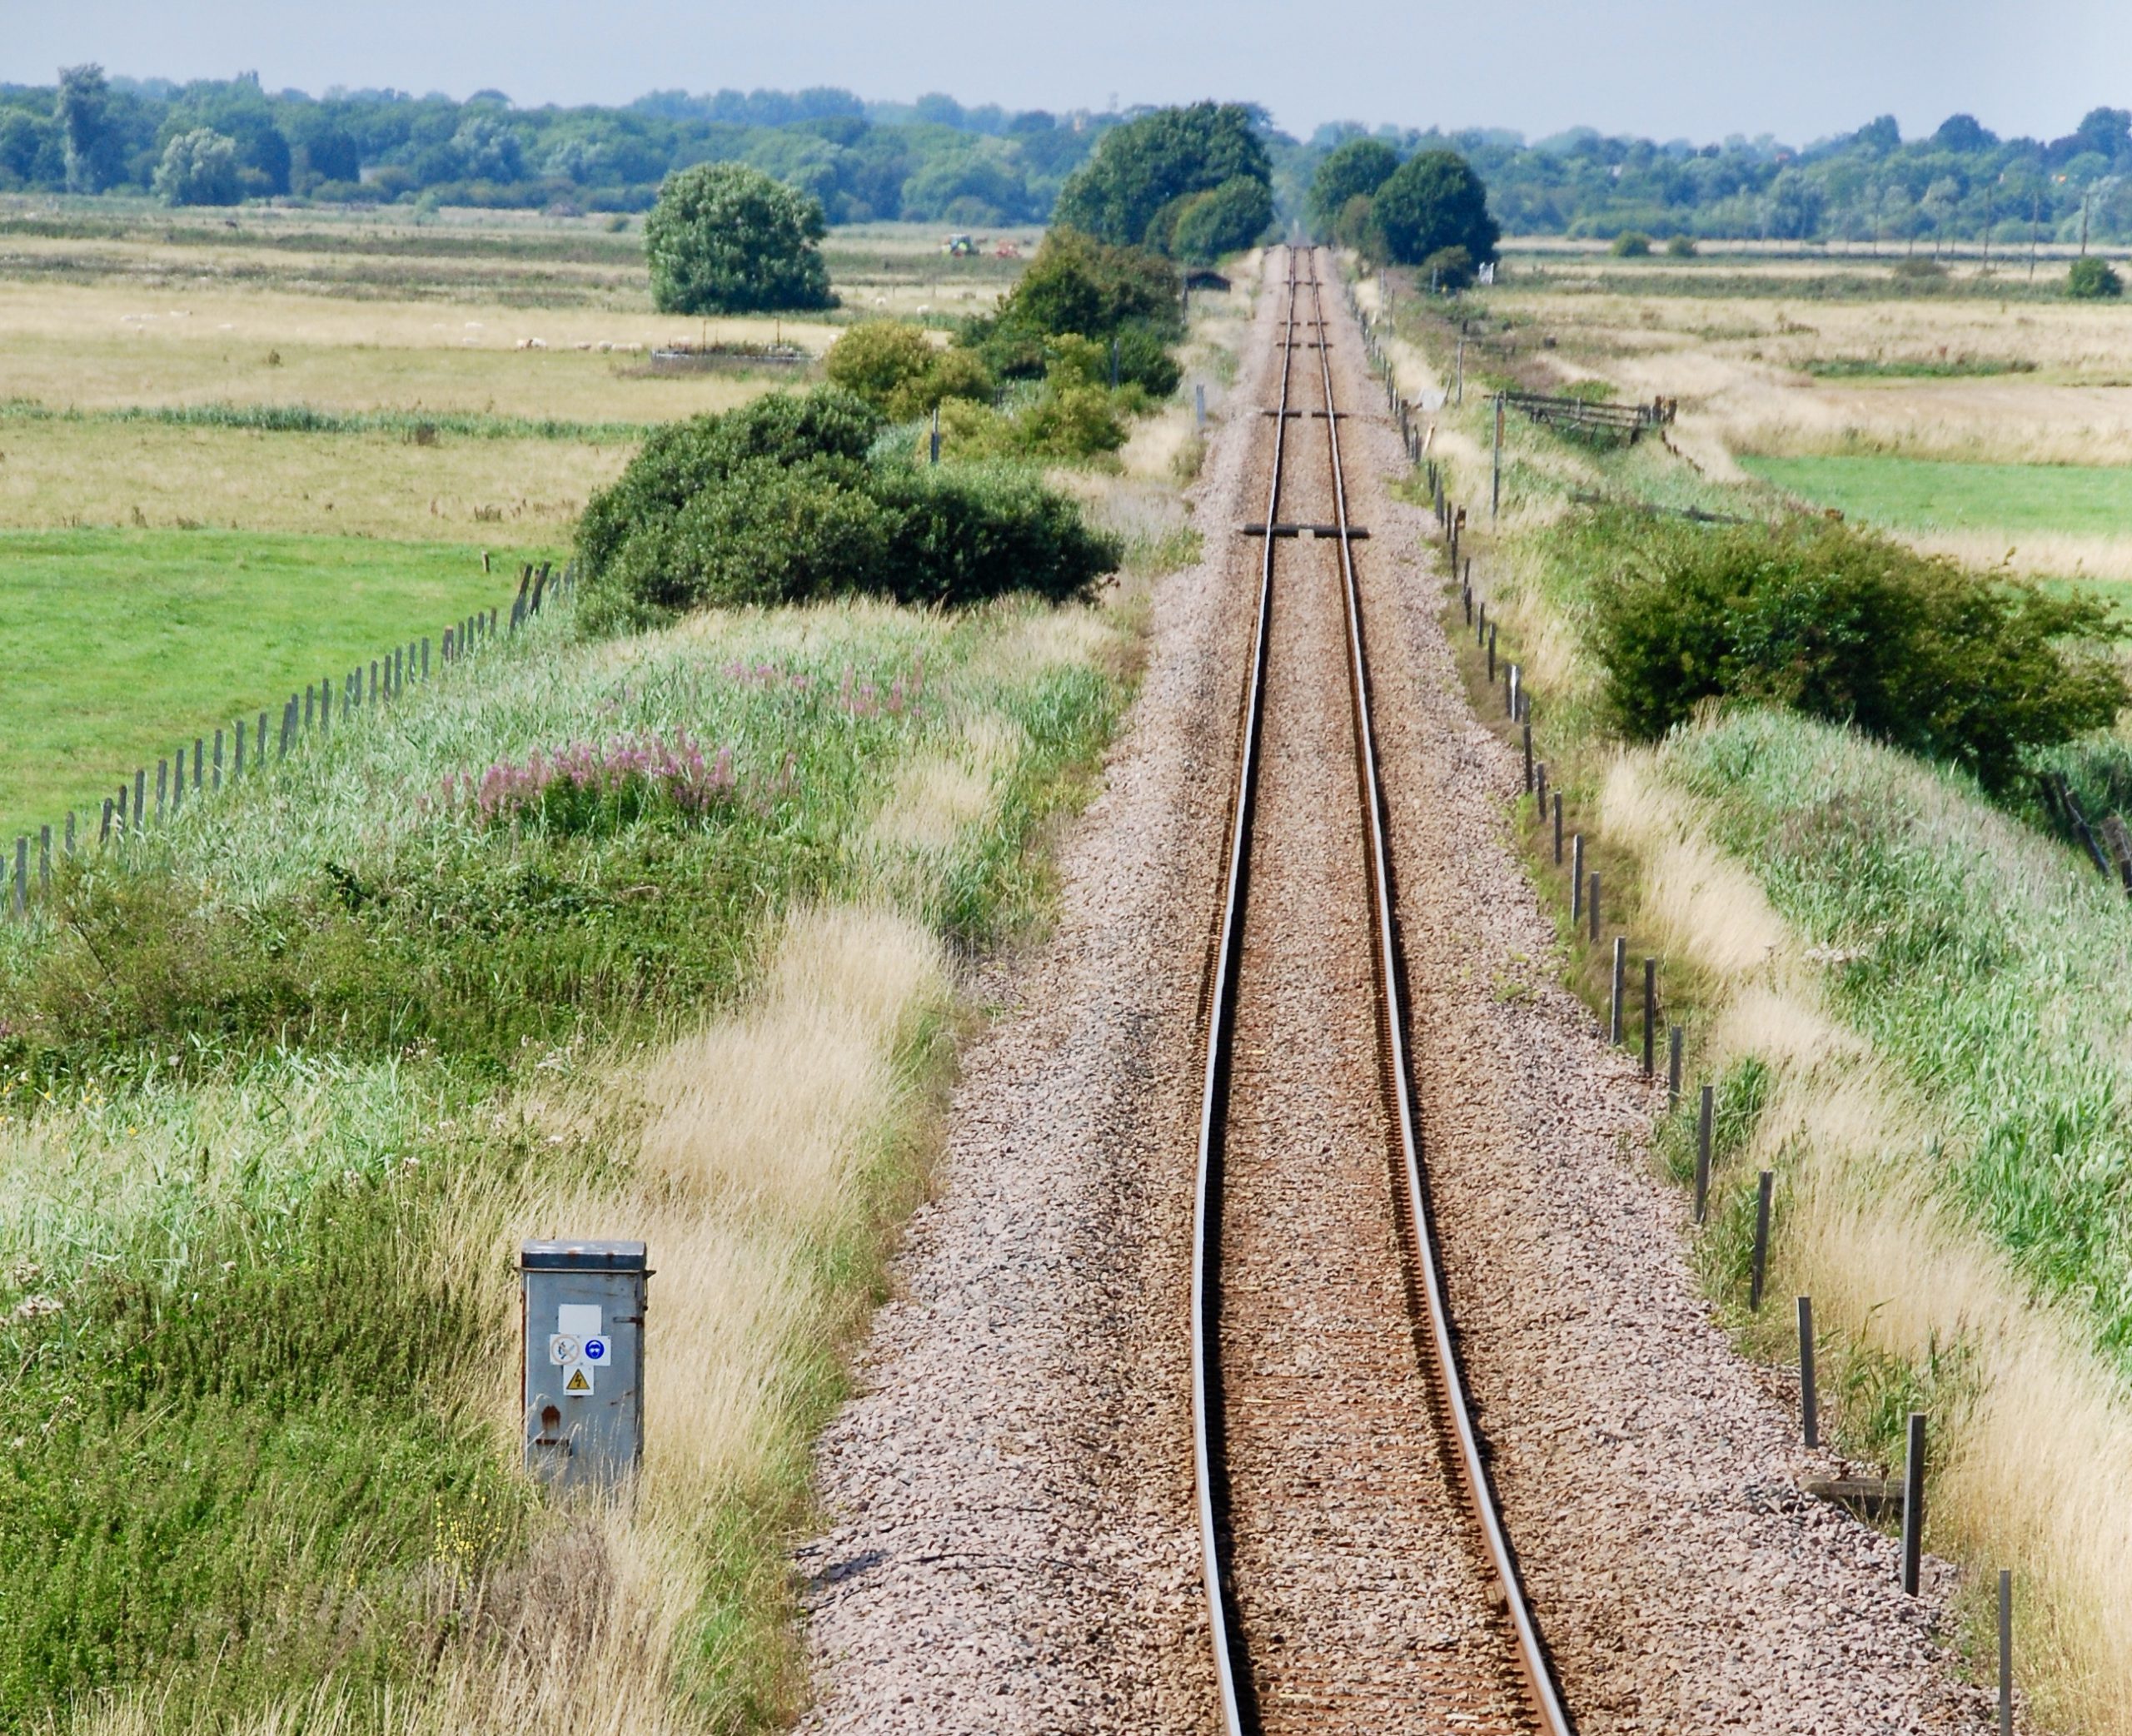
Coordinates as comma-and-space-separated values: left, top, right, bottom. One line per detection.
0, 529, 542, 835
1742, 453, 2132, 538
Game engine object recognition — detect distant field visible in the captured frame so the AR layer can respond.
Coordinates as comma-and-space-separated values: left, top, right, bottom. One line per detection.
0, 413, 632, 541
0, 529, 539, 833
0, 208, 1035, 831
1741, 454, 2132, 539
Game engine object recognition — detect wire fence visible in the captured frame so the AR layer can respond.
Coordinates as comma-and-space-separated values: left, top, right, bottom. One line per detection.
5, 560, 575, 921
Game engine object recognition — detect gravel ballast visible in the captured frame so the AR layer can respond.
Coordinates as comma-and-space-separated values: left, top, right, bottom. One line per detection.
795, 251, 2000, 1735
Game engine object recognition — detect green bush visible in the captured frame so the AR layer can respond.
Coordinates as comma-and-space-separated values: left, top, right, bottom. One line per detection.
575, 387, 882, 597
645, 161, 834, 315
823, 320, 936, 408
961, 230, 1181, 396
1666, 233, 1698, 257
1611, 230, 1652, 257
1168, 174, 1273, 263
1422, 245, 1476, 290
2069, 256, 2124, 300
824, 321, 994, 419
1592, 515, 2128, 794
575, 387, 1119, 631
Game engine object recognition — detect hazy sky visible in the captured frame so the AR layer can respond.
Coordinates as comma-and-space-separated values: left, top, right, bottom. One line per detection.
5, 0, 2127, 146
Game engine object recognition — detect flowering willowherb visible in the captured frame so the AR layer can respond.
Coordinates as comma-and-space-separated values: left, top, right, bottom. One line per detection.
439, 729, 746, 831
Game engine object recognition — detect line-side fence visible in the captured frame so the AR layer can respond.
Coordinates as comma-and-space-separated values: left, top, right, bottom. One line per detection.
5, 560, 574, 921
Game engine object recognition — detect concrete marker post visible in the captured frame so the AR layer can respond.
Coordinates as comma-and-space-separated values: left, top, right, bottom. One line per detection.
1609, 937, 1626, 1043
1750, 1169, 1774, 1310
1642, 958, 1656, 1077
1901, 1412, 1926, 1594
39, 824, 50, 897
1667, 1024, 1683, 1111
1695, 1084, 1714, 1223
1798, 1295, 1819, 1447
1553, 793, 1563, 865
1571, 834, 1585, 922
1998, 1569, 2013, 1736
1587, 872, 1601, 943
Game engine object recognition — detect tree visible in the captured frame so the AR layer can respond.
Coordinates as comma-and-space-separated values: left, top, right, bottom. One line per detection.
1308, 137, 1399, 236
1169, 175, 1273, 262
644, 162, 834, 315
1370, 149, 1501, 268
451, 113, 523, 182
2068, 256, 2124, 298
152, 128, 241, 206
56, 64, 118, 193
1052, 102, 1270, 254
1935, 113, 1996, 152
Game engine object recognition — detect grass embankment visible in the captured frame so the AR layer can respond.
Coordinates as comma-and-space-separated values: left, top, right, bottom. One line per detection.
1382, 274, 2132, 1734
0, 578, 1138, 1734
0, 530, 539, 833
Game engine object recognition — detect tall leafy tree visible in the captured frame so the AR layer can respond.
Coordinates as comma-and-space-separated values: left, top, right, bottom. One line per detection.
55, 64, 118, 193
1370, 148, 1501, 268
644, 162, 835, 314
1053, 102, 1270, 254
1308, 137, 1399, 235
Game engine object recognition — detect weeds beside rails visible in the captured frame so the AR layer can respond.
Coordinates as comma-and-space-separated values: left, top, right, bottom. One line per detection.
0, 585, 1132, 1733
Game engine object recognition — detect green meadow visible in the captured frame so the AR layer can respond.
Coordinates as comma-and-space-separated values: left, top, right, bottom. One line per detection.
0, 530, 541, 835
1742, 453, 2132, 540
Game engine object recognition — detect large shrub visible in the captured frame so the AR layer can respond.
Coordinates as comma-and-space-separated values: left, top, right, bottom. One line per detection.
645, 162, 834, 315
1169, 174, 1273, 263
1592, 516, 2128, 794
1370, 148, 1501, 270
1052, 102, 1271, 256
962, 228, 1181, 394
575, 387, 1118, 631
824, 320, 993, 418
2069, 256, 2124, 300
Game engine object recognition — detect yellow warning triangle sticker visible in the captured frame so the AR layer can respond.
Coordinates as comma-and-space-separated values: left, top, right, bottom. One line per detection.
565, 1368, 591, 1393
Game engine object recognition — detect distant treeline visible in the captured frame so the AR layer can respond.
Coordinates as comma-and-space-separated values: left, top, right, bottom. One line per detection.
0, 69, 1110, 222
1325, 108, 2132, 249
7, 67, 2132, 248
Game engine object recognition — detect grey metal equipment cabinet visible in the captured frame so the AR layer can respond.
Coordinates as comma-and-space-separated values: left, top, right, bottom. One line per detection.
520, 1239, 650, 1492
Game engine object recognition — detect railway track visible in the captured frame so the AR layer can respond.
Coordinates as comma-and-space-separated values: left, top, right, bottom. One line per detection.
1191, 246, 1574, 1736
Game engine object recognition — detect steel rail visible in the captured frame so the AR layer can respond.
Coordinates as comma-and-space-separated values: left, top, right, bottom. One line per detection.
1311, 259, 1575, 1736
1190, 250, 1299, 1736
1189, 245, 1574, 1736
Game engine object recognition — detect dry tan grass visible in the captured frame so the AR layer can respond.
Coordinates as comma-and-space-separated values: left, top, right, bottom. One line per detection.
0, 416, 628, 542
1601, 752, 2132, 1736
380, 902, 949, 1736
0, 281, 802, 422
